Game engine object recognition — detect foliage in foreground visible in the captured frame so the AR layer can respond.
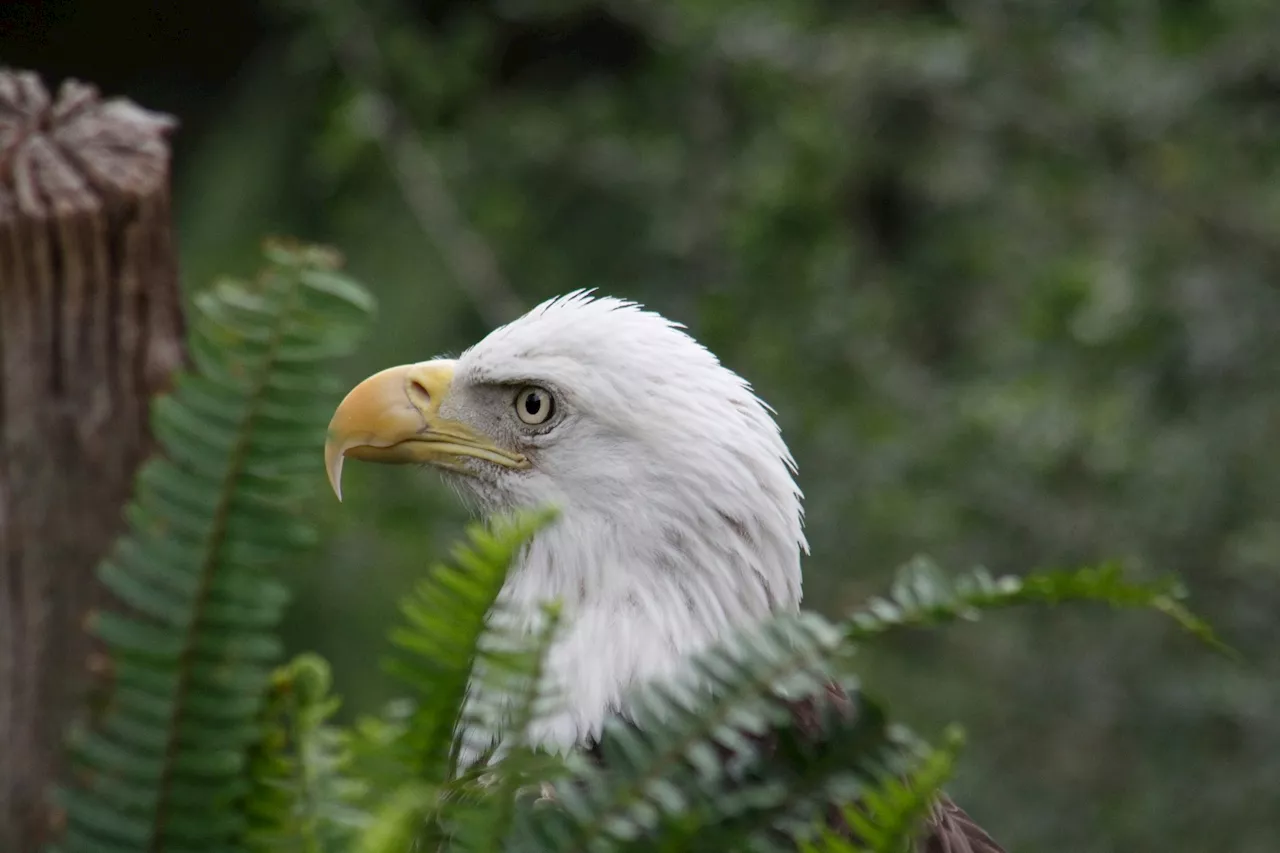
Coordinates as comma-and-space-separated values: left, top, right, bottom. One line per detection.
286, 528, 1216, 853
56, 242, 374, 853
55, 243, 1224, 853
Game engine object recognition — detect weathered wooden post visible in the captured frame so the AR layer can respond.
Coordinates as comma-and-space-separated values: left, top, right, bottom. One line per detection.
0, 69, 185, 850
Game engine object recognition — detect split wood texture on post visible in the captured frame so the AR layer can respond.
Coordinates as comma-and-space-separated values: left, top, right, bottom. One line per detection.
0, 69, 185, 850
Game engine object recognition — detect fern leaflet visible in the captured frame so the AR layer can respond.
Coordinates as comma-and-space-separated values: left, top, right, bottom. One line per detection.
58, 242, 373, 853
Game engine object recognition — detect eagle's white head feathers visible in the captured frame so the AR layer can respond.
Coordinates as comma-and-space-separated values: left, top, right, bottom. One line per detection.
326, 291, 806, 755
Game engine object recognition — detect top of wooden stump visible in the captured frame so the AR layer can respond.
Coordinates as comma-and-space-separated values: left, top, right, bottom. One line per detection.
0, 68, 177, 222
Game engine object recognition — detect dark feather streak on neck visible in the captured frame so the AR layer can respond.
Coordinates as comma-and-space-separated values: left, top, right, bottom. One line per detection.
716, 510, 756, 548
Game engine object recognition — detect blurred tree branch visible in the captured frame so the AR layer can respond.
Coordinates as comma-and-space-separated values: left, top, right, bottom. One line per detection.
306, 0, 524, 326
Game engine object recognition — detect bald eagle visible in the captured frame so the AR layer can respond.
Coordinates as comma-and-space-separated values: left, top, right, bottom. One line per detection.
325, 292, 1003, 851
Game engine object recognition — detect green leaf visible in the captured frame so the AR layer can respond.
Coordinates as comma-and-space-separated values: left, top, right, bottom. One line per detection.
539, 612, 857, 851
800, 726, 964, 853
60, 243, 376, 853
243, 654, 369, 853
846, 558, 1233, 657
384, 507, 558, 783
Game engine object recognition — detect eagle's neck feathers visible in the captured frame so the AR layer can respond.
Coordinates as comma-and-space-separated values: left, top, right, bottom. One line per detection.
490, 500, 802, 754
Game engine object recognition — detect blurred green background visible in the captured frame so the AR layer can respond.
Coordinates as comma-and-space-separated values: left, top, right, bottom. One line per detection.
7, 0, 1280, 849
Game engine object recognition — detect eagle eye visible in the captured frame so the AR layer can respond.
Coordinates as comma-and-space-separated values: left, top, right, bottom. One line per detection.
514, 385, 554, 425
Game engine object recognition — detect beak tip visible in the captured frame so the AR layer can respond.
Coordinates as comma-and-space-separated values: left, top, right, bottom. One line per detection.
324, 443, 346, 503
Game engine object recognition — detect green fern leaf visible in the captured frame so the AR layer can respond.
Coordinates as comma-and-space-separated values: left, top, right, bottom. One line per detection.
244, 654, 368, 852
847, 558, 1230, 655
541, 612, 855, 851
447, 602, 566, 852
352, 782, 436, 853
58, 241, 374, 853
383, 507, 558, 783
800, 727, 963, 853
639, 683, 900, 853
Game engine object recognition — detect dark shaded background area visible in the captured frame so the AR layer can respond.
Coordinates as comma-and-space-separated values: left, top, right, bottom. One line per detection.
6, 2, 1280, 851
1, 2, 264, 159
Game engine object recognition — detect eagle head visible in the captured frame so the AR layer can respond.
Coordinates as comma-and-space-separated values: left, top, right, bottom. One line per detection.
325, 292, 806, 751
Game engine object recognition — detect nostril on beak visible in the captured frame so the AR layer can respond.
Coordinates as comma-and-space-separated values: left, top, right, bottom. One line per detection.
408, 379, 431, 405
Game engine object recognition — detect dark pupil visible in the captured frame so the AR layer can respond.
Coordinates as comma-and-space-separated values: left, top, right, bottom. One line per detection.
524, 392, 542, 416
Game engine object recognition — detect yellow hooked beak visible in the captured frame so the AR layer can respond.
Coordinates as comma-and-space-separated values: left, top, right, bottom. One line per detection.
324, 359, 529, 501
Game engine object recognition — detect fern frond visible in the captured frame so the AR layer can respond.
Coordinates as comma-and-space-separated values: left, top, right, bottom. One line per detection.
847, 558, 1228, 654
538, 612, 852, 852
800, 727, 963, 853
59, 241, 374, 853
384, 507, 558, 783
353, 782, 437, 853
244, 654, 367, 852
650, 683, 900, 853
446, 602, 566, 852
